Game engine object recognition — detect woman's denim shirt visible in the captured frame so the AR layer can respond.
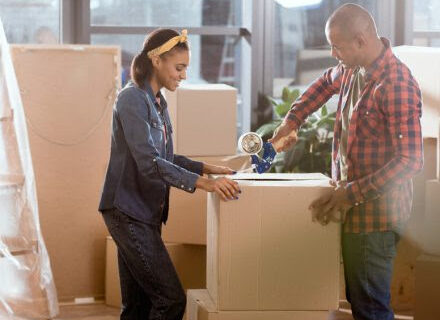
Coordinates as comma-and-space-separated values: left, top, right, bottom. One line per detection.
99, 81, 203, 225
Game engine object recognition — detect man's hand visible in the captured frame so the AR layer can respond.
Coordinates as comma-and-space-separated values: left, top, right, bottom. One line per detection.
309, 180, 352, 225
196, 176, 241, 201
203, 163, 236, 175
268, 122, 298, 152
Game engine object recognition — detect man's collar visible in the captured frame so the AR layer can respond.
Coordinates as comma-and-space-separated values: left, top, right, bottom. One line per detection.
364, 37, 392, 82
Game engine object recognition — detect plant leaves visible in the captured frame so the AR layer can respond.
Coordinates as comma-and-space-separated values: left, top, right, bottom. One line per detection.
281, 87, 290, 102
289, 88, 300, 102
255, 120, 282, 139
274, 102, 291, 118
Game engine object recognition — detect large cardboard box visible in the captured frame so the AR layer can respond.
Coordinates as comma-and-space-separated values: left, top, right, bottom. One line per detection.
438, 118, 440, 179
164, 84, 237, 156
415, 255, 440, 320
422, 180, 440, 256
162, 155, 251, 245
411, 138, 437, 222
106, 237, 206, 308
207, 173, 340, 311
393, 46, 440, 138
187, 289, 329, 320
11, 45, 121, 301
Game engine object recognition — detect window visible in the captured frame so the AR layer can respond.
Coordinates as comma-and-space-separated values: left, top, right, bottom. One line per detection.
89, 0, 252, 134
412, 0, 440, 47
91, 0, 242, 27
0, 0, 60, 44
271, 0, 382, 98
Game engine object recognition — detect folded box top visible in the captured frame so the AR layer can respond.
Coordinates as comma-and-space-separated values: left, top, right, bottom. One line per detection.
212, 172, 331, 187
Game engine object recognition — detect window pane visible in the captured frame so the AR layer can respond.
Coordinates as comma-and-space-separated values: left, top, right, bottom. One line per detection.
91, 0, 243, 27
92, 34, 241, 85
0, 0, 59, 44
92, 33, 247, 133
272, 0, 379, 98
414, 0, 440, 31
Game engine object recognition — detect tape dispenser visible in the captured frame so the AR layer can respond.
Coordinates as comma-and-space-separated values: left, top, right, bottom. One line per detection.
238, 132, 276, 174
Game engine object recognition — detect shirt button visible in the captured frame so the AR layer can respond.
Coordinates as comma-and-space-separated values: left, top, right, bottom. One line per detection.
366, 111, 369, 115
153, 159, 157, 162
399, 134, 403, 139
355, 202, 359, 206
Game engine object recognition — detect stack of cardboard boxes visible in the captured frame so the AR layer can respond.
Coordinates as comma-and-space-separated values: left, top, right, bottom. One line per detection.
416, 120, 440, 320
106, 84, 251, 308
187, 173, 341, 320
393, 46, 440, 319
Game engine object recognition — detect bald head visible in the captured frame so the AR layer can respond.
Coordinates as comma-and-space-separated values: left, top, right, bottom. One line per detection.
326, 4, 377, 40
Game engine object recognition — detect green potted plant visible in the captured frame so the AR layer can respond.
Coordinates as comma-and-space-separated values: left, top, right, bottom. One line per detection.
256, 87, 336, 176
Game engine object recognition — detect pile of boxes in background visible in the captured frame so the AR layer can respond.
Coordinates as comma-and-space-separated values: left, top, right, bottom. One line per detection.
105, 83, 251, 308
393, 46, 440, 319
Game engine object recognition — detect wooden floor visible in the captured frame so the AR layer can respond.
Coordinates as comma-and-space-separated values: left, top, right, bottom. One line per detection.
53, 302, 412, 320
54, 303, 352, 320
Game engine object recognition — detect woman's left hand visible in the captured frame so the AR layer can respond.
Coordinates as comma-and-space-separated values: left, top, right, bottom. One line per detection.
203, 163, 236, 175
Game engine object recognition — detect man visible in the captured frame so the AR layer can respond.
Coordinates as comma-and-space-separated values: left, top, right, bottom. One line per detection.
270, 4, 423, 320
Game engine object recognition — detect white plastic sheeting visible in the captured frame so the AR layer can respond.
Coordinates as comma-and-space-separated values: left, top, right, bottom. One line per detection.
0, 19, 58, 319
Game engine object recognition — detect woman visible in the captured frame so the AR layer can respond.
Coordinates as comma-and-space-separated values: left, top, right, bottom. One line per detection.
99, 28, 241, 320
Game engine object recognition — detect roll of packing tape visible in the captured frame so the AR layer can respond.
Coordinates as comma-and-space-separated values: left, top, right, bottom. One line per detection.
238, 132, 263, 155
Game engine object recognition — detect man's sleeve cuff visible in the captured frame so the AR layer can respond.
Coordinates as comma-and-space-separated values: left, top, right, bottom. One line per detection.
346, 180, 364, 207
284, 114, 301, 131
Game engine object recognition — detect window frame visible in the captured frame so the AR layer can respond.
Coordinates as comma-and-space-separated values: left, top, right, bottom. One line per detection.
60, 0, 398, 130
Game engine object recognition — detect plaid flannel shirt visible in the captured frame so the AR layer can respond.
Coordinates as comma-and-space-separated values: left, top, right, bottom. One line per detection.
286, 38, 423, 233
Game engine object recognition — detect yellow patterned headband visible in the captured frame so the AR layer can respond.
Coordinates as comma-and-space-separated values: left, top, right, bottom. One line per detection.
147, 29, 188, 59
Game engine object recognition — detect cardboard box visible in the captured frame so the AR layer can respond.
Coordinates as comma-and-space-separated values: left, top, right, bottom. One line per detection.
393, 46, 440, 138
162, 155, 251, 245
187, 289, 329, 320
425, 179, 440, 223
421, 180, 440, 256
106, 237, 206, 308
412, 138, 437, 220
438, 118, 440, 179
207, 173, 340, 311
415, 255, 440, 320
11, 45, 121, 301
164, 84, 237, 156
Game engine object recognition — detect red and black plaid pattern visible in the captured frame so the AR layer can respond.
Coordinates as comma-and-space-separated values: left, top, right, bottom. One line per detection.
286, 38, 423, 233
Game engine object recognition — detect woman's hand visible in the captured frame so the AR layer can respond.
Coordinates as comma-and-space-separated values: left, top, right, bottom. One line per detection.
196, 176, 241, 201
203, 163, 236, 175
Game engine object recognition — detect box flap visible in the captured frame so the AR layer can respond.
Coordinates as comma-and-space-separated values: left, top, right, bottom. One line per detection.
227, 173, 329, 181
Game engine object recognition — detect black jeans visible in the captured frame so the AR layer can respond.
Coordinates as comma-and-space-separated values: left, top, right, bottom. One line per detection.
102, 208, 186, 320
342, 231, 399, 320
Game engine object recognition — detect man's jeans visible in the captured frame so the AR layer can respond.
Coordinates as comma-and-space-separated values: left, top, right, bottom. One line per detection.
342, 231, 399, 320
102, 208, 186, 320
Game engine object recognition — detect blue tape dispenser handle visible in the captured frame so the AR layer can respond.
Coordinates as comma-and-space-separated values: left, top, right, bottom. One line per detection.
251, 142, 276, 174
